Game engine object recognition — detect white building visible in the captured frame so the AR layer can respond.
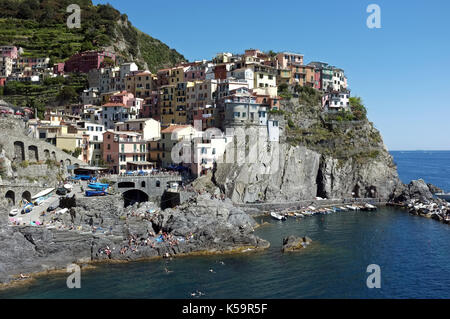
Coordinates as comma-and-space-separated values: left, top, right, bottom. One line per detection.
114, 118, 161, 141
227, 67, 254, 90
0, 57, 12, 77
332, 68, 347, 92
322, 91, 351, 111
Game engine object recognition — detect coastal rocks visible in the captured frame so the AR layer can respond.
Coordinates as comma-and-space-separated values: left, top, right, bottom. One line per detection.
281, 235, 312, 252
408, 179, 434, 200
391, 179, 436, 203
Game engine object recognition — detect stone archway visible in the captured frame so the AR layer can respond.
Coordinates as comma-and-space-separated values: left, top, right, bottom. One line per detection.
51, 151, 56, 160
44, 149, 50, 160
28, 145, 39, 162
5, 190, 15, 206
21, 191, 31, 202
123, 189, 149, 207
13, 141, 25, 162
141, 181, 146, 188
65, 159, 71, 167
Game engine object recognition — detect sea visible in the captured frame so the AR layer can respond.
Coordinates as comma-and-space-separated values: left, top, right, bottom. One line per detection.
1, 151, 449, 299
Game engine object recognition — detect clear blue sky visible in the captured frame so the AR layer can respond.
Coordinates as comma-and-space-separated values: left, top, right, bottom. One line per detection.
94, 0, 450, 150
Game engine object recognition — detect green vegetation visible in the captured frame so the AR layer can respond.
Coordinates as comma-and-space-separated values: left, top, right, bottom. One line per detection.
349, 97, 367, 120
0, 73, 87, 117
0, 0, 185, 70
19, 160, 29, 168
278, 83, 292, 99
71, 147, 82, 158
295, 85, 322, 106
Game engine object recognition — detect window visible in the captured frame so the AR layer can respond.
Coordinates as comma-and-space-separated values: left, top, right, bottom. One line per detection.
107, 144, 111, 150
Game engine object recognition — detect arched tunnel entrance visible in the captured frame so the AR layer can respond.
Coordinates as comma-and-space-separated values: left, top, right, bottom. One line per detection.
123, 189, 149, 207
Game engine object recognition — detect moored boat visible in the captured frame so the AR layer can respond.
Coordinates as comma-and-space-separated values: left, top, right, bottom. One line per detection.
270, 212, 286, 221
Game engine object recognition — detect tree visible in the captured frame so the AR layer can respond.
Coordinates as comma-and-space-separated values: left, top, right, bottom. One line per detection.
56, 86, 78, 104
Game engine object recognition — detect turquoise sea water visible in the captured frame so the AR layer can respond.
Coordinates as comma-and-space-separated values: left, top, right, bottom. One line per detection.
1, 151, 450, 299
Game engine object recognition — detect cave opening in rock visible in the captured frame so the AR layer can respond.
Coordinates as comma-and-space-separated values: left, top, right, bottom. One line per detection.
315, 164, 327, 199
123, 189, 149, 207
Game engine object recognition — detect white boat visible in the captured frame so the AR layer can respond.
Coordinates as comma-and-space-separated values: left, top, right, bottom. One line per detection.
56, 208, 69, 215
31, 188, 55, 200
436, 193, 450, 202
364, 203, 377, 211
9, 209, 19, 216
63, 184, 73, 191
346, 205, 358, 211
294, 212, 304, 218
270, 212, 286, 221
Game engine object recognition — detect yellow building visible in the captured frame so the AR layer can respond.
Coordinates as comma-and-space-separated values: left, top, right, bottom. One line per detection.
125, 71, 155, 99
276, 69, 292, 86
159, 84, 176, 125
174, 82, 188, 124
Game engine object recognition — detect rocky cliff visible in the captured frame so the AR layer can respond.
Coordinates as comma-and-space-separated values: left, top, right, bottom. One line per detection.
214, 91, 402, 203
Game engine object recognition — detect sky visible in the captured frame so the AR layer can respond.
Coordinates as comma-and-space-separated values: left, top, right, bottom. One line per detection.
93, 0, 450, 150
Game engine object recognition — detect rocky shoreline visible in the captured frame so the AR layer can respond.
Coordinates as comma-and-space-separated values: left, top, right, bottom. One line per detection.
0, 193, 269, 287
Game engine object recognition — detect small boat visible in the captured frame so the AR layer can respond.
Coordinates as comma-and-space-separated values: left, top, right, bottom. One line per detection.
85, 190, 106, 197
31, 188, 55, 200
294, 212, 304, 218
21, 203, 34, 214
346, 205, 358, 211
363, 203, 377, 211
9, 209, 19, 217
63, 184, 73, 191
270, 212, 286, 221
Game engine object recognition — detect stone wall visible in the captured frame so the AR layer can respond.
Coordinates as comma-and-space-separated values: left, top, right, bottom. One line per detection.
115, 175, 183, 201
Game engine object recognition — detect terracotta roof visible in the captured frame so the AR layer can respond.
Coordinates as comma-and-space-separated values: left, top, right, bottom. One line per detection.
161, 125, 192, 133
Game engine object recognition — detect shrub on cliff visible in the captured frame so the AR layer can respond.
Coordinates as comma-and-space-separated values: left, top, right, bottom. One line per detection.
349, 97, 367, 120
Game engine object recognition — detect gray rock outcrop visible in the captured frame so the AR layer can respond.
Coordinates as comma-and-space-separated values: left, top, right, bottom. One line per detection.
281, 235, 312, 252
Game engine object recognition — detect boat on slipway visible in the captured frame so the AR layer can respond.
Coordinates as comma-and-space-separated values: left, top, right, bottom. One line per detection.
31, 188, 55, 200
85, 190, 107, 197
88, 183, 109, 191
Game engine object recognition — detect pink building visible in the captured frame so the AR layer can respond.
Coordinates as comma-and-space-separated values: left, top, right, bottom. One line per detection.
64, 51, 116, 73
53, 62, 65, 75
102, 130, 148, 174
0, 46, 18, 59
184, 63, 206, 81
